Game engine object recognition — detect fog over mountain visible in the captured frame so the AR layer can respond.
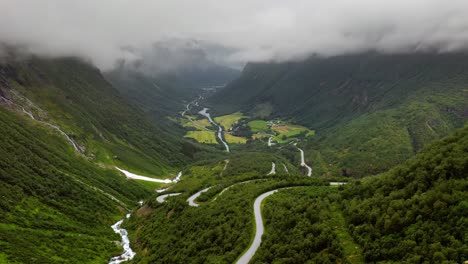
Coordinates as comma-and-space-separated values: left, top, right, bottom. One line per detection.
1, 0, 468, 70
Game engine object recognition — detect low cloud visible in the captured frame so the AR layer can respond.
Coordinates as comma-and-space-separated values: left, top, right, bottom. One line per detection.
1, 0, 468, 70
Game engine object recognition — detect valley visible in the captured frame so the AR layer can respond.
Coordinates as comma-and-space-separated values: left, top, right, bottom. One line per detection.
0, 54, 466, 264
2, 3, 468, 264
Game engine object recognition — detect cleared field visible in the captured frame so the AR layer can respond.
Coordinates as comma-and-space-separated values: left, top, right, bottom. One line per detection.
184, 131, 218, 144
214, 112, 247, 130
225, 133, 247, 144
272, 124, 315, 143
252, 133, 270, 140
183, 118, 212, 130
248, 120, 268, 133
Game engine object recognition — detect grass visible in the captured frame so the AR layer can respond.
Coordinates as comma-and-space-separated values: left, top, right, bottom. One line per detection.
329, 204, 365, 263
214, 112, 247, 130
248, 120, 268, 133
225, 133, 248, 144
184, 131, 218, 144
134, 180, 168, 191
272, 124, 315, 143
252, 133, 270, 140
182, 118, 212, 130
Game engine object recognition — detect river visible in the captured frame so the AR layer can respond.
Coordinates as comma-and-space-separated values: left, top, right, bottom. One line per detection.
198, 107, 230, 152
109, 213, 135, 264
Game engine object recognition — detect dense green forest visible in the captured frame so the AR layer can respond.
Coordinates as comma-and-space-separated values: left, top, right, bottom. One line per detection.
126, 126, 467, 263
341, 126, 468, 263
125, 152, 333, 264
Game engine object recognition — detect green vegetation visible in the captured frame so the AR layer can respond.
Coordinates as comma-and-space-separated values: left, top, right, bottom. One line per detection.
247, 120, 268, 133
1, 52, 467, 264
253, 187, 356, 263
225, 133, 247, 144
185, 130, 218, 144
341, 126, 468, 262
272, 123, 315, 143
124, 149, 332, 262
0, 107, 150, 263
211, 53, 468, 176
214, 111, 247, 130
4, 57, 196, 176
183, 118, 212, 130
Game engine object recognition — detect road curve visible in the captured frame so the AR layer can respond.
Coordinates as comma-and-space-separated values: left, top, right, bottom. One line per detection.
213, 180, 262, 201
267, 162, 276, 175
156, 193, 182, 203
187, 187, 212, 207
236, 189, 279, 264
296, 145, 312, 176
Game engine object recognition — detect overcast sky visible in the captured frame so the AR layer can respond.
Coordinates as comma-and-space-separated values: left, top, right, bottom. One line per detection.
1, 0, 468, 70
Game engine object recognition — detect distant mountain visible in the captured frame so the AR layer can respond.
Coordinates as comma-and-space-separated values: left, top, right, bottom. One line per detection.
105, 40, 240, 119
210, 53, 468, 176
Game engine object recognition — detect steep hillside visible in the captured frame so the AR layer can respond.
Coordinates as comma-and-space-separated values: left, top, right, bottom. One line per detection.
0, 106, 151, 263
210, 53, 468, 176
0, 56, 196, 176
341, 126, 468, 263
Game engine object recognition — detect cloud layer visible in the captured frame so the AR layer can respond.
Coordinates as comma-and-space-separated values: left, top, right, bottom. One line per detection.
1, 0, 468, 70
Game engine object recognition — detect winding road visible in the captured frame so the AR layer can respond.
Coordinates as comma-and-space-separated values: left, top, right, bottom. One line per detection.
156, 193, 182, 203
267, 136, 275, 147
295, 144, 312, 176
236, 189, 279, 264
267, 162, 276, 175
187, 187, 212, 207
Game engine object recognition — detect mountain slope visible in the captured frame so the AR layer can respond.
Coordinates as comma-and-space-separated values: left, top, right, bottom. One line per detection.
210, 53, 468, 176
341, 125, 468, 262
0, 106, 151, 263
0, 56, 195, 176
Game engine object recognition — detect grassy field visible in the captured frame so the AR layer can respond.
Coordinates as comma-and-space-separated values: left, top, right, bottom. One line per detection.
182, 118, 212, 130
248, 120, 268, 133
225, 133, 248, 144
184, 131, 218, 144
252, 133, 270, 140
214, 112, 247, 130
272, 124, 315, 143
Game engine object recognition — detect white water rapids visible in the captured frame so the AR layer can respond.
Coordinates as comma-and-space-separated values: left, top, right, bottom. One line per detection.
109, 213, 135, 264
